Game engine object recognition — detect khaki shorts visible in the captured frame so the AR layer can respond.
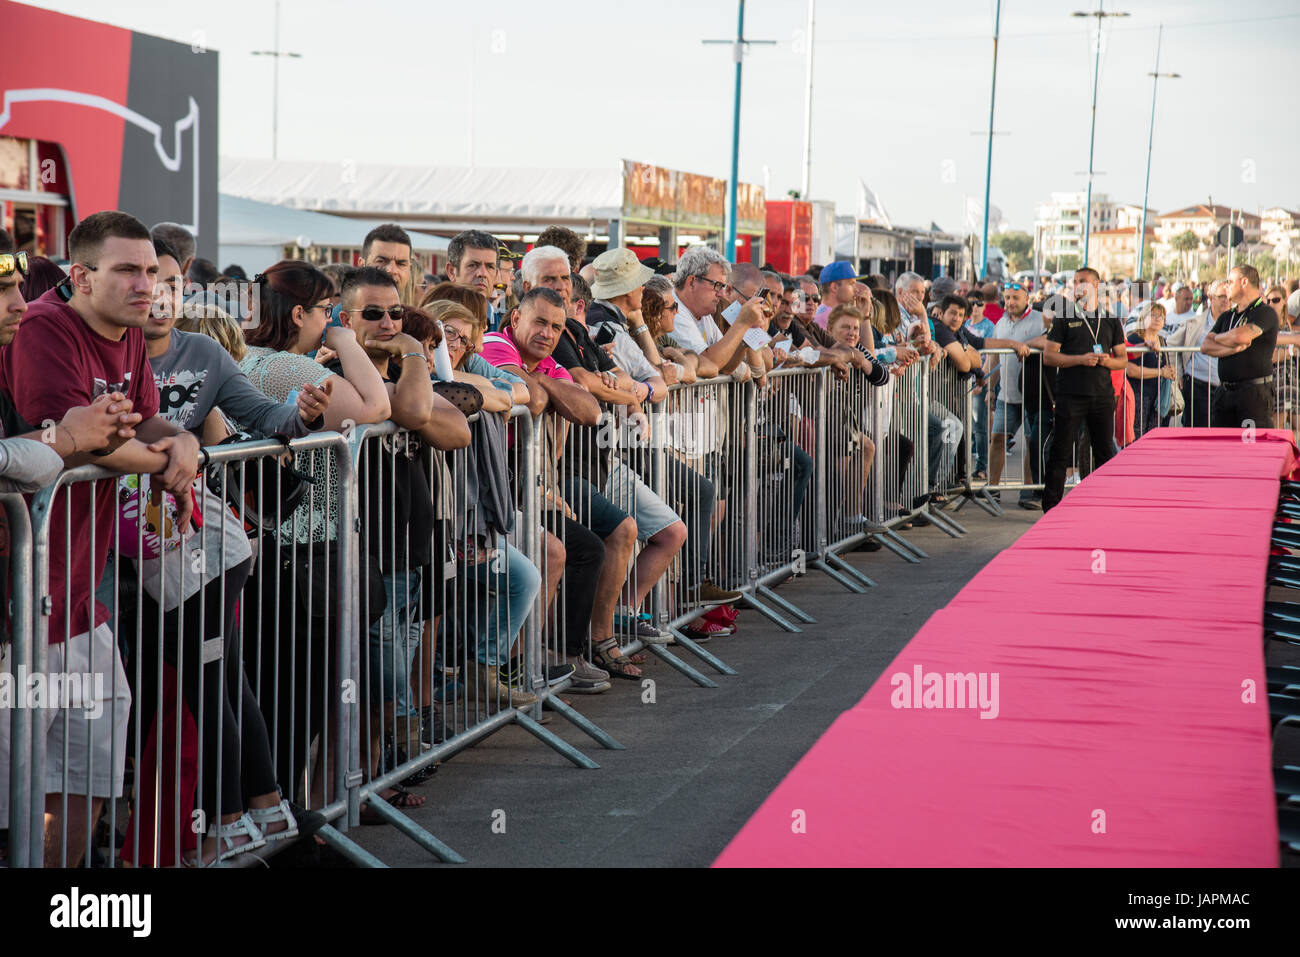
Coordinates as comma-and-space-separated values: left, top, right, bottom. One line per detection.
0, 623, 132, 828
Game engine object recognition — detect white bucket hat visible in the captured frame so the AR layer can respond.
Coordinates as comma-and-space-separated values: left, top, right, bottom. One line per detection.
590, 247, 654, 300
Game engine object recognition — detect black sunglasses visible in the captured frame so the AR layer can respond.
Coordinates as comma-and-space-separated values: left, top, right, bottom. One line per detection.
0, 251, 29, 279
350, 305, 404, 322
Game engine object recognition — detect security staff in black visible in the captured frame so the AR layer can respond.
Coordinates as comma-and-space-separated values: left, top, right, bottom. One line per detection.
1202, 265, 1278, 429
1041, 268, 1127, 512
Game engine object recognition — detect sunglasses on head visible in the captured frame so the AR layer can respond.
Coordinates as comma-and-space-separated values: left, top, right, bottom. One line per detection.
351, 305, 404, 322
0, 251, 29, 280
1002, 282, 1025, 291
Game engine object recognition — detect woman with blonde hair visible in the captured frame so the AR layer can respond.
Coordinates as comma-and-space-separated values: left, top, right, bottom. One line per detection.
175, 301, 248, 363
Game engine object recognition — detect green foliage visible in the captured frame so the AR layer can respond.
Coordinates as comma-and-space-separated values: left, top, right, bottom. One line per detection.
989, 231, 1033, 272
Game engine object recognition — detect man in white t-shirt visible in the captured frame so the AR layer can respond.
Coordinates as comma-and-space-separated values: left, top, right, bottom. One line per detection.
1163, 283, 1196, 335
988, 282, 1051, 506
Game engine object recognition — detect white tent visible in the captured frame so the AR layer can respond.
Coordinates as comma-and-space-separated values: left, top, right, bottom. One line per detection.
220, 157, 622, 230
218, 192, 448, 274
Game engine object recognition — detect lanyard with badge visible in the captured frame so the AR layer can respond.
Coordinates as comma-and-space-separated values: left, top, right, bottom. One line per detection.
1228, 298, 1263, 331
1080, 312, 1104, 354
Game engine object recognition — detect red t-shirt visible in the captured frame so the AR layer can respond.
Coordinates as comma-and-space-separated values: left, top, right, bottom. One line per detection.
0, 289, 161, 642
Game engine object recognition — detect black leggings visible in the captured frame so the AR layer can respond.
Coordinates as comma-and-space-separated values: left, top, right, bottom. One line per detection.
559, 516, 605, 657
135, 558, 277, 822
242, 550, 337, 806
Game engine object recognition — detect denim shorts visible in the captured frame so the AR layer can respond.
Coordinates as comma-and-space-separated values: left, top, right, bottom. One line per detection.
992, 400, 1024, 437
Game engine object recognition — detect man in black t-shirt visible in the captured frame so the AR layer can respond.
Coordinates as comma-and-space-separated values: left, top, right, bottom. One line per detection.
1201, 264, 1278, 429
1041, 267, 1128, 512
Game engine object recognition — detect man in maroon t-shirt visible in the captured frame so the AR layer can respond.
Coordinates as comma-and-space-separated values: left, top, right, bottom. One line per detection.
0, 211, 201, 866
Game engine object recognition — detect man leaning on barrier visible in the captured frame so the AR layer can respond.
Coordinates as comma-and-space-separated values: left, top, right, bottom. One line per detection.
0, 211, 201, 867
987, 280, 1051, 509
0, 228, 150, 867
334, 267, 472, 788
1202, 264, 1279, 431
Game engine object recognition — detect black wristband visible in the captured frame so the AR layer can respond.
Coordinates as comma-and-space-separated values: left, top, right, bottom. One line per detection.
90, 447, 112, 457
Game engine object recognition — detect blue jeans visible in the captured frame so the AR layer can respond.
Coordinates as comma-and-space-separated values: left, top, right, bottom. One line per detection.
971, 389, 989, 473
466, 538, 542, 667
368, 569, 423, 720
993, 400, 1046, 501
926, 402, 963, 490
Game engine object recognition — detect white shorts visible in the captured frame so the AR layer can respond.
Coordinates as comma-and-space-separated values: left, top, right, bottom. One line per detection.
0, 623, 132, 828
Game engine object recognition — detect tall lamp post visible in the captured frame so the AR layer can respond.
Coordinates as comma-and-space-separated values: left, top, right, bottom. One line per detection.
979, 0, 1002, 279
251, 0, 303, 161
704, 2, 773, 260
1136, 25, 1179, 283
1073, 5, 1129, 266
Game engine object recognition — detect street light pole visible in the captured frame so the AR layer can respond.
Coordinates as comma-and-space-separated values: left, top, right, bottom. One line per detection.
800, 0, 815, 199
704, 3, 774, 260
251, 0, 303, 161
1074, 5, 1129, 267
979, 0, 1002, 279
1136, 25, 1179, 283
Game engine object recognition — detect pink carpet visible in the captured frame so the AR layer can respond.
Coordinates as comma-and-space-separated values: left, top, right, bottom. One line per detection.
714, 428, 1296, 867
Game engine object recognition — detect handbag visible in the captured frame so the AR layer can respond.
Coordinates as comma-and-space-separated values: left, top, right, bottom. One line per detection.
205, 433, 312, 536
276, 539, 388, 627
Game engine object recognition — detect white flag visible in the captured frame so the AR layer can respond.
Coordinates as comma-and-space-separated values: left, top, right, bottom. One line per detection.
858, 179, 892, 228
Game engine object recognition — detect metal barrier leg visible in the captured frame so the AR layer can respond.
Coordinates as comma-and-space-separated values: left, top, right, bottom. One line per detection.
811, 561, 873, 590
924, 506, 966, 538
540, 690, 625, 750
875, 527, 926, 562
512, 710, 600, 769
817, 551, 878, 589
755, 582, 820, 619
655, 631, 729, 683
315, 823, 391, 868
738, 590, 802, 633
350, 789, 466, 863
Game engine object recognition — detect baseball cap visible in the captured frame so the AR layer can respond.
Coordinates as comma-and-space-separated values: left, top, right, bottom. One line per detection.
819, 261, 863, 284
497, 243, 522, 262
641, 256, 675, 276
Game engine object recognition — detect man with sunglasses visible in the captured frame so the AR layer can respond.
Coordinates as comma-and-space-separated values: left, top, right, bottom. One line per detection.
334, 267, 476, 750
1201, 264, 1278, 430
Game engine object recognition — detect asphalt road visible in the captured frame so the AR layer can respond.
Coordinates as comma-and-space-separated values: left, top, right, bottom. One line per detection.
353, 499, 1042, 867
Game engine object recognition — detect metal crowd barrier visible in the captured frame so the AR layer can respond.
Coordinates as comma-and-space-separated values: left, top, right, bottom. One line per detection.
12, 355, 1148, 868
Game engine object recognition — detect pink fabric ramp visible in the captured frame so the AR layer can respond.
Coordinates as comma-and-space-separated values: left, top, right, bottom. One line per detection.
714, 430, 1293, 867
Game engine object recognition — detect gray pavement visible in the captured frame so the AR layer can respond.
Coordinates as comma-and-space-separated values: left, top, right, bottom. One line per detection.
352, 498, 1041, 867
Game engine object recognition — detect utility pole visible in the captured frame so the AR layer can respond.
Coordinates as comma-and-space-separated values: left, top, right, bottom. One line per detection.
800, 0, 816, 199
1136, 25, 1180, 282
704, 2, 774, 260
979, 0, 1002, 279
1073, 5, 1129, 265
251, 0, 303, 160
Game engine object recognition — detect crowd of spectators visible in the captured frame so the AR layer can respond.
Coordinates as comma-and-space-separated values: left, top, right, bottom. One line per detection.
1, 211, 1295, 866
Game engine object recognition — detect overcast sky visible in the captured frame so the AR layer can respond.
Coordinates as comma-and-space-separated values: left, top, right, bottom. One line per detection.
23, 0, 1300, 233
